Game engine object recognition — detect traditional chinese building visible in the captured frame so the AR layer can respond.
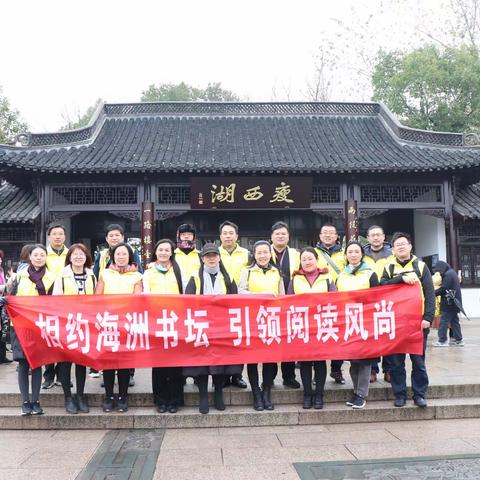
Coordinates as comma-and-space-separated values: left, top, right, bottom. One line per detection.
1, 101, 480, 309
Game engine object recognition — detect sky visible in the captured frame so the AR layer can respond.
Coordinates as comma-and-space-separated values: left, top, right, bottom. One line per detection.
1, 0, 446, 132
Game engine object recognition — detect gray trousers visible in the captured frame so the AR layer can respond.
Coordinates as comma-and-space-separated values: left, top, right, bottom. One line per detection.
349, 360, 371, 399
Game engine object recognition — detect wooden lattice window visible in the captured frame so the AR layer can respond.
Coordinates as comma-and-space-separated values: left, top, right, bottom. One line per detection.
157, 185, 190, 205
360, 185, 442, 203
51, 185, 138, 205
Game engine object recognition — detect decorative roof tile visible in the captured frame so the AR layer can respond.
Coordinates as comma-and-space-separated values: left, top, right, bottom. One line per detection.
1, 101, 479, 174
0, 181, 40, 223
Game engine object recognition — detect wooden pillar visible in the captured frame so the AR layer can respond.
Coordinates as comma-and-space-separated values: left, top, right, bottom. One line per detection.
141, 201, 155, 269
344, 199, 359, 242
445, 179, 459, 271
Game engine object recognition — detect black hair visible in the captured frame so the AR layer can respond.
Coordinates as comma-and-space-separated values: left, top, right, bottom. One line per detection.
111, 242, 135, 265
367, 225, 384, 235
391, 232, 412, 246
246, 240, 271, 267
271, 221, 289, 234
219, 220, 239, 234
320, 223, 337, 233
152, 238, 183, 293
47, 224, 66, 235
177, 223, 196, 237
152, 239, 176, 260
106, 223, 124, 236
299, 246, 319, 260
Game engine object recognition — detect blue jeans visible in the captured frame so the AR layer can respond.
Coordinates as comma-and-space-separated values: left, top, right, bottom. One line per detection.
438, 309, 462, 343
387, 329, 429, 400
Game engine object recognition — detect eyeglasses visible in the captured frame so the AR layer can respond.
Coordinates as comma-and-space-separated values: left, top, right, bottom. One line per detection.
394, 242, 410, 247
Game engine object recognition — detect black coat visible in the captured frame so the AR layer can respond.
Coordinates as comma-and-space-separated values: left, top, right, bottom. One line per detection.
434, 261, 462, 312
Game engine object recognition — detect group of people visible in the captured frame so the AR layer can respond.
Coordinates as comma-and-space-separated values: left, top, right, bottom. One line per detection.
0, 219, 463, 416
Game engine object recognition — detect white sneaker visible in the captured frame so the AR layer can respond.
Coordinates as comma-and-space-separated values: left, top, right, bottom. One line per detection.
432, 341, 449, 347
452, 340, 465, 347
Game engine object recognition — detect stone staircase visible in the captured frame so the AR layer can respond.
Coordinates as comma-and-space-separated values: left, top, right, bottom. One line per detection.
1, 381, 479, 429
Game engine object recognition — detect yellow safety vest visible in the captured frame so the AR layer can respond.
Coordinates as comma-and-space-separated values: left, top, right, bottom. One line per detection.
271, 246, 300, 280
243, 267, 282, 295
16, 269, 57, 296
315, 247, 345, 281
364, 253, 395, 279
46, 245, 68, 275
219, 245, 249, 284
174, 248, 201, 280
292, 273, 331, 294
189, 273, 228, 295
59, 271, 96, 295
143, 266, 181, 294
100, 269, 143, 294
383, 256, 426, 313
336, 268, 374, 292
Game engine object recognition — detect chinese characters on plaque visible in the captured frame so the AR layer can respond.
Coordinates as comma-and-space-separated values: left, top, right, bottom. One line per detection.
191, 177, 313, 209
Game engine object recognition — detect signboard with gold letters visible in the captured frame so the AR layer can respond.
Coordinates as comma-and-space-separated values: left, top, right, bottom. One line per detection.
191, 177, 312, 209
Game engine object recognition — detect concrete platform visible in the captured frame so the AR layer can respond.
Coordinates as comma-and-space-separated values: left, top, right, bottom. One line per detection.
0, 321, 479, 429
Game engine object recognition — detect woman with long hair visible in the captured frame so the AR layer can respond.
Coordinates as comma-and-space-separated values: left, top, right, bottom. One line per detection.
143, 239, 185, 414
336, 240, 379, 409
287, 247, 334, 409
8, 244, 56, 415
95, 242, 142, 413
53, 243, 96, 414
238, 240, 285, 411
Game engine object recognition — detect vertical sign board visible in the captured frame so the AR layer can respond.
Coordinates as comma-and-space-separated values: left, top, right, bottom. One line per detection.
344, 199, 359, 242
141, 201, 154, 269
190, 177, 313, 209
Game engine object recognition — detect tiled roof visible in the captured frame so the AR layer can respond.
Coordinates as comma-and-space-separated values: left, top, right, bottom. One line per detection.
1, 101, 480, 174
454, 183, 480, 219
0, 181, 40, 223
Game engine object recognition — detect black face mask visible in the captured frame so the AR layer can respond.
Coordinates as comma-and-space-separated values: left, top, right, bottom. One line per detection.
176, 239, 196, 253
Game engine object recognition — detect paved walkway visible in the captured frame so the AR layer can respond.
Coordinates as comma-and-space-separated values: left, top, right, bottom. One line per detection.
0, 321, 479, 479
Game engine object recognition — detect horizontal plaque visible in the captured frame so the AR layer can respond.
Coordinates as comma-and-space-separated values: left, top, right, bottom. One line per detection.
191, 176, 312, 209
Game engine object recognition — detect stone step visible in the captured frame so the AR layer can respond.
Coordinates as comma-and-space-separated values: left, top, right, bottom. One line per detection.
1, 397, 480, 430
0, 382, 478, 408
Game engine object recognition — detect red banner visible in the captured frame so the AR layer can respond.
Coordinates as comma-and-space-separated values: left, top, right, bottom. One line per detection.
6, 284, 423, 370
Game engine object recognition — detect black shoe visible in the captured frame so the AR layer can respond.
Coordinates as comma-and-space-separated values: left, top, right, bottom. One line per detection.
117, 396, 128, 412
413, 397, 427, 408
76, 395, 89, 413
65, 396, 78, 414
253, 389, 264, 411
31, 401, 44, 415
21, 401, 32, 416
303, 394, 313, 409
313, 394, 324, 409
0, 358, 12, 364
168, 404, 178, 414
346, 394, 357, 406
199, 393, 209, 414
231, 376, 248, 389
41, 379, 55, 390
129, 377, 135, 387
283, 378, 301, 389
262, 386, 274, 410
352, 395, 366, 409
102, 396, 114, 412
330, 371, 345, 384
394, 397, 406, 407
157, 404, 167, 413
214, 389, 225, 411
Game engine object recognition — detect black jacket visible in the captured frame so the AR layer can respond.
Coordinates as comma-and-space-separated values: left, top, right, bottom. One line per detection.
433, 261, 462, 312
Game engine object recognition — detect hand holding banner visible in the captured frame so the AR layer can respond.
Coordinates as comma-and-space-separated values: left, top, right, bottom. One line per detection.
6, 284, 424, 370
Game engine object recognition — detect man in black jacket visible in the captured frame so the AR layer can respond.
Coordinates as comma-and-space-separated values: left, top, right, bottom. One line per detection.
432, 261, 464, 347
380, 232, 435, 408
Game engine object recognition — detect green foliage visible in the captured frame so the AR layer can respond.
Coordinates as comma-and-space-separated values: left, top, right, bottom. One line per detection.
141, 82, 240, 102
61, 98, 103, 131
372, 45, 480, 132
0, 86, 28, 144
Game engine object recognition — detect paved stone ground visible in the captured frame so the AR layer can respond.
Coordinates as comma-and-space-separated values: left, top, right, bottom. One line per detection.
0, 321, 479, 479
